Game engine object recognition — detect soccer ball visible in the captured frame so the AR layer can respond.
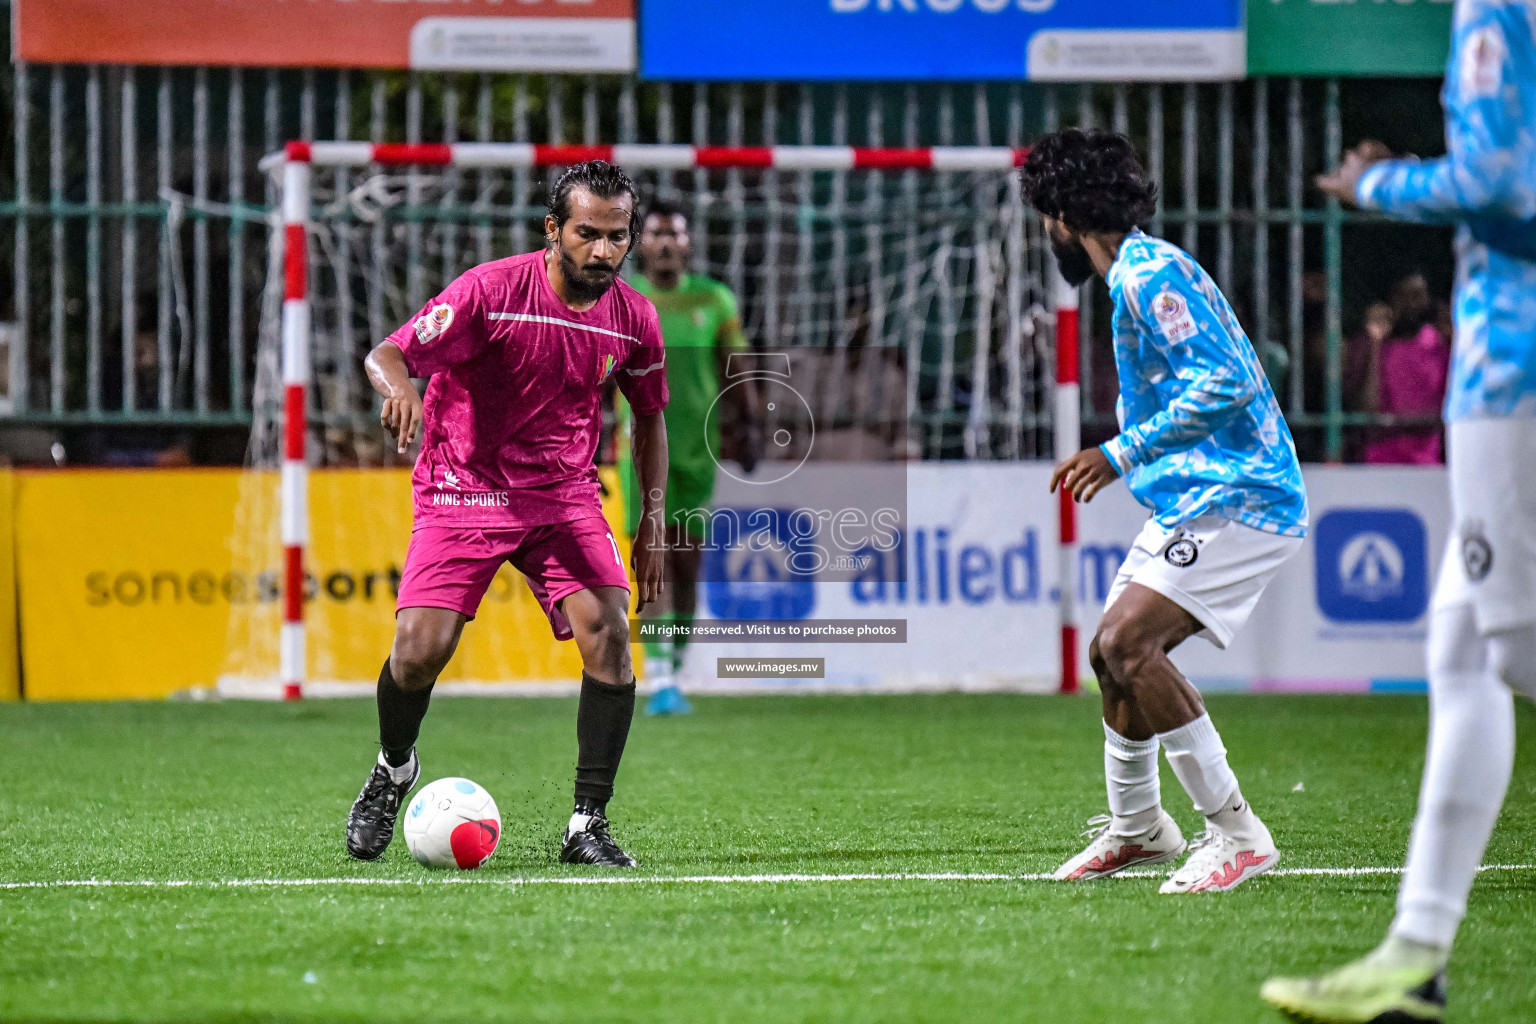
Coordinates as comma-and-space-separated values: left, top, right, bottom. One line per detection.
402, 777, 501, 870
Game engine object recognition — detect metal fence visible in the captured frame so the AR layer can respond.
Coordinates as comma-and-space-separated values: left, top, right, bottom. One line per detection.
1, 20, 1452, 461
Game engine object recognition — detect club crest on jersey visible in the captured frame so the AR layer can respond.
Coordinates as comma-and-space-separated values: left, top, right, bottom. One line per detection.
1151, 288, 1198, 344
414, 303, 454, 345
1155, 290, 1198, 346
1462, 521, 1493, 582
1165, 537, 1199, 568
599, 353, 616, 381
1460, 25, 1506, 99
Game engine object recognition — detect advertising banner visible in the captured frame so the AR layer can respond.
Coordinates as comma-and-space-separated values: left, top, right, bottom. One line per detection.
1246, 0, 1453, 77
640, 0, 1246, 82
10, 463, 1447, 699
14, 469, 627, 700
685, 463, 1447, 693
0, 470, 17, 701
16, 471, 243, 700
13, 0, 636, 72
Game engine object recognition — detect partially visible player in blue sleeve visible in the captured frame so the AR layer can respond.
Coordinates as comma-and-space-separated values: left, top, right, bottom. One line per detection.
1266, 5, 1536, 1022
1353, 2, 1534, 227
1319, 0, 1536, 421
1099, 235, 1308, 538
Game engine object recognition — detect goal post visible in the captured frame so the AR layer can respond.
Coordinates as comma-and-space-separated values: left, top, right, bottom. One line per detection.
279, 155, 311, 704
241, 141, 1080, 700
1052, 267, 1081, 697
264, 140, 1031, 173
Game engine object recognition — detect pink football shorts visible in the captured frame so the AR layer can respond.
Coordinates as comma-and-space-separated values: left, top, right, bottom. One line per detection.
396, 518, 630, 640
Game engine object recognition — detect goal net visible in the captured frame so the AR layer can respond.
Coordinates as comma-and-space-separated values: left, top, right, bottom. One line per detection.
221, 143, 1057, 698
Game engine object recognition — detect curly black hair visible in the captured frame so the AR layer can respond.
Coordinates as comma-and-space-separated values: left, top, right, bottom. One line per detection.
547, 160, 640, 232
1019, 128, 1158, 234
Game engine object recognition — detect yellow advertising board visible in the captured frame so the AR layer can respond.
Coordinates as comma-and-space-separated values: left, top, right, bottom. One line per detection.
15, 468, 633, 700
0, 469, 18, 700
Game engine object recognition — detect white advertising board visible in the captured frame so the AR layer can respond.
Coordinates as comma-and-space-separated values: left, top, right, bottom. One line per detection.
685, 463, 1447, 695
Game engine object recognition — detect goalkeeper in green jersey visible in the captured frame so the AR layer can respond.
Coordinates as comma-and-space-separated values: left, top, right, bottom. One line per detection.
619, 200, 759, 715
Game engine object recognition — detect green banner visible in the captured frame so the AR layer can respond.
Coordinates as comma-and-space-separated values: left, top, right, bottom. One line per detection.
1247, 0, 1454, 76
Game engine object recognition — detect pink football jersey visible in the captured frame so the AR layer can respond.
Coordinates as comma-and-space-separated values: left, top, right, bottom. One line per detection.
386, 251, 667, 528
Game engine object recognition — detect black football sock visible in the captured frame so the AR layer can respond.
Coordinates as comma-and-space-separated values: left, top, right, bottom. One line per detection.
573, 671, 637, 815
376, 657, 433, 767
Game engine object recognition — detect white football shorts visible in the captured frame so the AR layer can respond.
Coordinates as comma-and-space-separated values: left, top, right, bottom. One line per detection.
1104, 514, 1304, 649
1434, 418, 1536, 633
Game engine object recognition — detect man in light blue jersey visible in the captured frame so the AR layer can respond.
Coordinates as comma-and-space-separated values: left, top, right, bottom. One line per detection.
1020, 129, 1309, 895
1266, 4, 1536, 1021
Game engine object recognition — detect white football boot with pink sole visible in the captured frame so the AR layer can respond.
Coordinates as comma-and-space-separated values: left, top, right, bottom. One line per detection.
1159, 820, 1279, 893
1053, 812, 1187, 881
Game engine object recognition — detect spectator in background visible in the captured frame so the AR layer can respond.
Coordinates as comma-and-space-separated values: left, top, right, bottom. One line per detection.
1434, 296, 1455, 346
1348, 271, 1451, 464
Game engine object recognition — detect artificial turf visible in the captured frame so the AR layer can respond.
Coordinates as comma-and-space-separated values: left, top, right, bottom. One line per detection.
1, 694, 1534, 1023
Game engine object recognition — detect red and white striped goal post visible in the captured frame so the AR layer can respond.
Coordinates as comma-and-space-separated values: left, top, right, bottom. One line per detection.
261, 141, 1031, 173
270, 141, 1080, 699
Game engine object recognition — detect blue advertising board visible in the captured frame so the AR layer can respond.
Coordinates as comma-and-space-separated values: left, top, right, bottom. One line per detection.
1313, 508, 1430, 626
640, 0, 1245, 82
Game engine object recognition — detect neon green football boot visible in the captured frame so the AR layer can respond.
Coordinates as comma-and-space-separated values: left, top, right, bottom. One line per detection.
1261, 936, 1448, 1024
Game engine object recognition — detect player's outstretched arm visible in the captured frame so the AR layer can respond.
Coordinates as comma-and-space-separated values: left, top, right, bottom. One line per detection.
365, 341, 424, 456
630, 410, 668, 612
1320, 12, 1532, 222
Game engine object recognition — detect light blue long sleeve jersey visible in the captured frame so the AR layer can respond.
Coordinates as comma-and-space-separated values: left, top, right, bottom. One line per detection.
1356, 0, 1536, 421
1099, 230, 1308, 538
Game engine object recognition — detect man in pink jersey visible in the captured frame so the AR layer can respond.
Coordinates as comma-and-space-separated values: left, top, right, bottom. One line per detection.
345, 161, 668, 868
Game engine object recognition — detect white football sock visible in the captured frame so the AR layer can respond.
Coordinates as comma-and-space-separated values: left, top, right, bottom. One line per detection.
1158, 713, 1240, 819
567, 810, 595, 835
1103, 722, 1162, 836
1206, 786, 1264, 840
377, 749, 417, 786
1393, 606, 1520, 951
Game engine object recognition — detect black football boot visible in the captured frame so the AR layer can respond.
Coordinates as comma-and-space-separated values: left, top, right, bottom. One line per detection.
559, 811, 639, 867
346, 753, 420, 860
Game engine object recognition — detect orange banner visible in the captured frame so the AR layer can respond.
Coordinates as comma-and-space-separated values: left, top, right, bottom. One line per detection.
15, 0, 636, 71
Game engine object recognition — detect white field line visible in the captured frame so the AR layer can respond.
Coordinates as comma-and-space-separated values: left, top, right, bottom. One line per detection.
2, 865, 1534, 892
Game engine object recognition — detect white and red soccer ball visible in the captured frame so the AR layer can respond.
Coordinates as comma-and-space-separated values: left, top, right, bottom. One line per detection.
403, 777, 501, 870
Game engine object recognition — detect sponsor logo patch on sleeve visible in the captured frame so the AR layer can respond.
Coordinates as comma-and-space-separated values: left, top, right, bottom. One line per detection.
414, 303, 454, 345
1151, 288, 1199, 344
1459, 25, 1507, 99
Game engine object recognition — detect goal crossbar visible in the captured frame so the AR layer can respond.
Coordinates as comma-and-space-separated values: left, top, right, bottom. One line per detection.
260, 141, 1029, 173
266, 140, 1079, 701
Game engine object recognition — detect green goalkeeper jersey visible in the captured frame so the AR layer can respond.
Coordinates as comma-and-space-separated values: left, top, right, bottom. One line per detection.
620, 272, 747, 536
